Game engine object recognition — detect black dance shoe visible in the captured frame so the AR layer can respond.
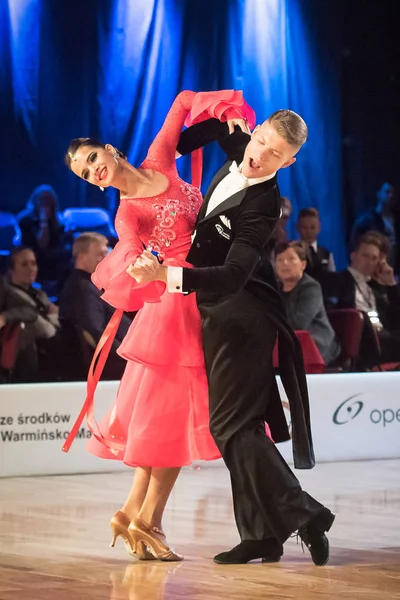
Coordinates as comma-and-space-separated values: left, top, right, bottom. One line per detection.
213, 539, 283, 564
298, 510, 335, 566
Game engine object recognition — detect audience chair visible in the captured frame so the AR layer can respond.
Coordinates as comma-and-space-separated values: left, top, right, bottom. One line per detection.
0, 211, 22, 274
370, 329, 400, 372
62, 208, 117, 241
0, 321, 24, 382
0, 211, 22, 250
327, 309, 364, 371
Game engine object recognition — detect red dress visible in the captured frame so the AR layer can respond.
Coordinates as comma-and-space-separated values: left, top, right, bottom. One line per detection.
63, 90, 257, 467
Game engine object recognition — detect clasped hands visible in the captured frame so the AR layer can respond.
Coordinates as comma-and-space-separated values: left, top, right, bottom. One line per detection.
126, 250, 167, 285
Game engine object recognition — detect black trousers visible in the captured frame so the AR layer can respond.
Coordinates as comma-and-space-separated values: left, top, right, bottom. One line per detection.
202, 294, 328, 546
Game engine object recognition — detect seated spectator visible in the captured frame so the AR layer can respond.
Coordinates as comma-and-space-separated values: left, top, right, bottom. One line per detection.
2, 248, 60, 381
366, 233, 400, 332
0, 275, 38, 381
296, 207, 335, 278
8, 247, 59, 336
59, 232, 132, 379
17, 184, 73, 292
350, 182, 400, 273
321, 232, 400, 365
274, 241, 341, 366
0, 275, 37, 331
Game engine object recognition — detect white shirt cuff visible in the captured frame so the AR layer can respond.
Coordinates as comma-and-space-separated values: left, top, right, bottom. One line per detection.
167, 266, 184, 293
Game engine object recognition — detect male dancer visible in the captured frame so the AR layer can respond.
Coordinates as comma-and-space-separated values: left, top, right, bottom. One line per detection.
129, 112, 335, 566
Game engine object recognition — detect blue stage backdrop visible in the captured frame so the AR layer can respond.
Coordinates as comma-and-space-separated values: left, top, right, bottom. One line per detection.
0, 0, 345, 266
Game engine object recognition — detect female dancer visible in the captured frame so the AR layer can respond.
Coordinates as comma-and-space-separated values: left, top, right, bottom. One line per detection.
63, 90, 254, 561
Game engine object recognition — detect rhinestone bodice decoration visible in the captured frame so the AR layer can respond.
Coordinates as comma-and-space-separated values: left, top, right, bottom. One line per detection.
115, 160, 202, 260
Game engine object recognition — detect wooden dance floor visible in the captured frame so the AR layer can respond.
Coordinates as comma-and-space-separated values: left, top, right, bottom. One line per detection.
1, 459, 400, 599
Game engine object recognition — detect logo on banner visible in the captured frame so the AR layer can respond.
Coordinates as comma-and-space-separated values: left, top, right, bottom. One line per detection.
332, 394, 364, 425
333, 393, 400, 427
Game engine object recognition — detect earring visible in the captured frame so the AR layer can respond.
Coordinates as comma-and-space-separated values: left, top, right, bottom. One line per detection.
113, 152, 118, 161
100, 186, 104, 192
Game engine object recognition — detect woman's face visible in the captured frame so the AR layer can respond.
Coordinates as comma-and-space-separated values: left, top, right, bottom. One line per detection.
70, 145, 119, 188
37, 192, 56, 218
11, 250, 38, 287
275, 248, 306, 282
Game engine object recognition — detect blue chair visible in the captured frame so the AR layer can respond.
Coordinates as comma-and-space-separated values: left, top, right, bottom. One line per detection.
0, 211, 22, 274
0, 211, 22, 251
62, 207, 117, 239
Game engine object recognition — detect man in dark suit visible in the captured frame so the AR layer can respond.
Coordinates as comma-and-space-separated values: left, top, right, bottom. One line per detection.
129, 112, 335, 567
59, 232, 132, 379
321, 232, 400, 366
296, 208, 336, 279
350, 183, 400, 273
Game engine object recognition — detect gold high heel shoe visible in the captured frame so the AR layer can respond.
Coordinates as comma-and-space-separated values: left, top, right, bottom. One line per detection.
128, 517, 183, 562
110, 511, 155, 560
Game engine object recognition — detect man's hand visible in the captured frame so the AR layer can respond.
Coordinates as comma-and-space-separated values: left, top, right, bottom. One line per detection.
126, 250, 167, 285
375, 260, 396, 286
0, 314, 6, 330
227, 118, 251, 135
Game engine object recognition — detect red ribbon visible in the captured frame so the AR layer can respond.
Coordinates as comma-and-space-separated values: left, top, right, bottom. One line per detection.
191, 148, 203, 190
62, 309, 125, 454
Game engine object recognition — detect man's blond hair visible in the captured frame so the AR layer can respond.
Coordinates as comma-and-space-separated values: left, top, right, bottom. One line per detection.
72, 232, 108, 260
264, 110, 308, 148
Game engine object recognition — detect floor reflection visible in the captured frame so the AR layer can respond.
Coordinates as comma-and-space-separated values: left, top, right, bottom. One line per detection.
109, 562, 182, 600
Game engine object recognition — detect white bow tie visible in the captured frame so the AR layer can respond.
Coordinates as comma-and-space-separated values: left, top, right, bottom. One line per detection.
228, 161, 249, 189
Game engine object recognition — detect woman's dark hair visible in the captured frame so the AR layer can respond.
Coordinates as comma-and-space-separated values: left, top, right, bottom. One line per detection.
275, 240, 308, 262
64, 137, 126, 169
9, 246, 36, 270
20, 184, 59, 221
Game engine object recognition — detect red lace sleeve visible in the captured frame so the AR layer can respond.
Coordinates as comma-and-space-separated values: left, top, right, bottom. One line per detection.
92, 212, 165, 312
146, 91, 196, 166
92, 241, 166, 312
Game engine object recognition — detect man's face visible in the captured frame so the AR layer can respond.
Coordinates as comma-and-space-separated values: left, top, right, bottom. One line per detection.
11, 250, 38, 287
351, 243, 380, 277
79, 241, 109, 274
377, 183, 396, 211
297, 216, 321, 244
241, 121, 297, 179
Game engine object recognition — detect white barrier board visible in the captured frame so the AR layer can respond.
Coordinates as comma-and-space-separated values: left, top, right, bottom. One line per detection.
0, 373, 399, 477
277, 372, 400, 464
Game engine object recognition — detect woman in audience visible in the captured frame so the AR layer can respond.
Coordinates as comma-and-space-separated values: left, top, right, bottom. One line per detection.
274, 241, 341, 366
17, 185, 72, 290
0, 275, 37, 331
0, 275, 38, 382
2, 248, 59, 380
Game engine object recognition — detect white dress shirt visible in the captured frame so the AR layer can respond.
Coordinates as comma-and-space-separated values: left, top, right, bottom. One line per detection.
348, 267, 376, 312
167, 162, 276, 293
310, 240, 336, 272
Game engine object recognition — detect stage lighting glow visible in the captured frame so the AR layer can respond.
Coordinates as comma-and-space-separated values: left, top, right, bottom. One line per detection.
8, 0, 41, 142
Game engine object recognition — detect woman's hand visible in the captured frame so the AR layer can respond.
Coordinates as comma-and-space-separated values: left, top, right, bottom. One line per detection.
227, 118, 251, 135
126, 250, 167, 285
48, 302, 59, 315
